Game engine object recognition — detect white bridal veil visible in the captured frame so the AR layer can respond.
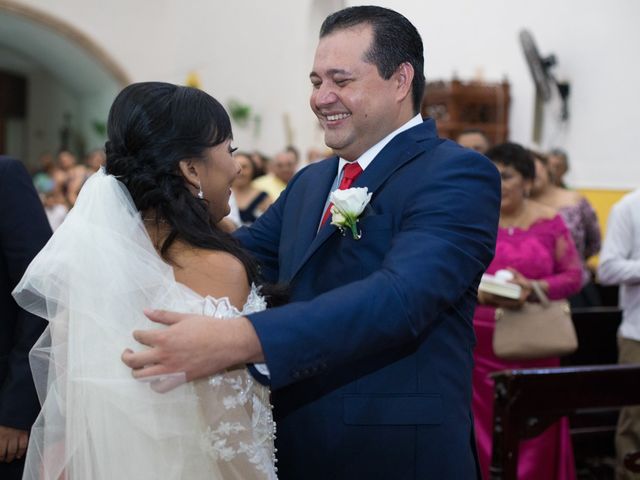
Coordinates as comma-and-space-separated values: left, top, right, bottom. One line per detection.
13, 170, 276, 479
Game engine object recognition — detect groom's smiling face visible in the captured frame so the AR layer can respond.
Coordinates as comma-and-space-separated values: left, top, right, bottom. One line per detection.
309, 24, 405, 161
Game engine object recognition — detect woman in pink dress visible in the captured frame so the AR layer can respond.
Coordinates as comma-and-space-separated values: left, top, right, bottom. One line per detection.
473, 143, 582, 480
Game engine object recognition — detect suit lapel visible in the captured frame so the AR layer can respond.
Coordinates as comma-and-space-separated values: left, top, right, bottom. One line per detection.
288, 119, 440, 282
287, 157, 339, 277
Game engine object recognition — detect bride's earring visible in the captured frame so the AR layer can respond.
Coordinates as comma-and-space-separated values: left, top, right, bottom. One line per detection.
197, 183, 204, 199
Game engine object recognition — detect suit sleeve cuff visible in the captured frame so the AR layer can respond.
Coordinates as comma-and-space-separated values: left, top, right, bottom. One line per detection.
247, 363, 271, 386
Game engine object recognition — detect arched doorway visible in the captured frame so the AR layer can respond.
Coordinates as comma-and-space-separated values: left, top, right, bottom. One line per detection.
0, 0, 130, 167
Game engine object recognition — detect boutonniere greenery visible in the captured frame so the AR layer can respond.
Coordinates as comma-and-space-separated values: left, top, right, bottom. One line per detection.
329, 187, 372, 240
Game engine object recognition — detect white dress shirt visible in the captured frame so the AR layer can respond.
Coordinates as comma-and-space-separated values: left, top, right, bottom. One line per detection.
598, 188, 640, 341
225, 191, 242, 227
319, 114, 424, 226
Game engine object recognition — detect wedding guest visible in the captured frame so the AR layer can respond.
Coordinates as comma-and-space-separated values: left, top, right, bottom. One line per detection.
41, 192, 68, 231
53, 150, 88, 206
250, 151, 269, 178
32, 159, 69, 231
124, 6, 501, 479
473, 143, 581, 480
0, 156, 50, 480
456, 128, 491, 154
31, 152, 55, 193
85, 148, 106, 172
598, 188, 640, 480
531, 150, 602, 307
232, 152, 272, 226
306, 146, 331, 165
548, 148, 569, 188
252, 147, 299, 201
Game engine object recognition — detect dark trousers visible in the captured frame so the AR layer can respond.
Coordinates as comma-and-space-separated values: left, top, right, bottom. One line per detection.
616, 336, 640, 480
0, 458, 25, 480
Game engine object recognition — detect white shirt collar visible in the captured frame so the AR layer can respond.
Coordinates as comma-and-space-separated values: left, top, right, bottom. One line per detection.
337, 113, 423, 174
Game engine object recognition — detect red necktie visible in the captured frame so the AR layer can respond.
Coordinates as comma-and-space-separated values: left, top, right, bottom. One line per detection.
320, 162, 363, 226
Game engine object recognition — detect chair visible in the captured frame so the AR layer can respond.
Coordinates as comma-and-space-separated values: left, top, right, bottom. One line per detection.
625, 451, 640, 473
489, 364, 640, 479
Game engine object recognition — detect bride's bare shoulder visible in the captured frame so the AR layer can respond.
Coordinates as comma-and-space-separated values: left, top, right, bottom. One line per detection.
173, 246, 250, 309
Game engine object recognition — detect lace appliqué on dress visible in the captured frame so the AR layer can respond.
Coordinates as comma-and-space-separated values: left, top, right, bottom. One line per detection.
198, 285, 277, 479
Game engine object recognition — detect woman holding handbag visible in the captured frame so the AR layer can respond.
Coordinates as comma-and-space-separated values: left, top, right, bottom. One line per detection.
472, 143, 582, 480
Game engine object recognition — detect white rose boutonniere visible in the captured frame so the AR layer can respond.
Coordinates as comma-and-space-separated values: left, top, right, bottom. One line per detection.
329, 187, 372, 240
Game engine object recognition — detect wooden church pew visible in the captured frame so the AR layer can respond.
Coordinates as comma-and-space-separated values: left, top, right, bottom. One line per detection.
489, 364, 640, 480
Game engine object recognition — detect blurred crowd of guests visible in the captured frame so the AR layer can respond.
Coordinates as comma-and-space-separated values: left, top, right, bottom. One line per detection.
227, 145, 331, 227
30, 149, 106, 230
30, 145, 332, 232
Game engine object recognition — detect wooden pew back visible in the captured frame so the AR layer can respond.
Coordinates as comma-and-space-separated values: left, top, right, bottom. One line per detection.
490, 365, 640, 479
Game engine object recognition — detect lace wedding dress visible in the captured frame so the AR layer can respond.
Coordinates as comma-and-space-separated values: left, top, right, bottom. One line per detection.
13, 169, 277, 479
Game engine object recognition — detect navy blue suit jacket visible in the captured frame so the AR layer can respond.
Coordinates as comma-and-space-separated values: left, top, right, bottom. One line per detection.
236, 120, 500, 479
0, 157, 50, 431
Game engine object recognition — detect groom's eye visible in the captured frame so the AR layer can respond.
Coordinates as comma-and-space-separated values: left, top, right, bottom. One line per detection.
229, 146, 238, 154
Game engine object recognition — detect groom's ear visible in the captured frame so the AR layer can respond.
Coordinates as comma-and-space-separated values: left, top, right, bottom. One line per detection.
178, 159, 200, 189
393, 62, 414, 104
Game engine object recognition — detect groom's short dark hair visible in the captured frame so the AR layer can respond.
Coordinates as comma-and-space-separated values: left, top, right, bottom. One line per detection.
320, 5, 426, 115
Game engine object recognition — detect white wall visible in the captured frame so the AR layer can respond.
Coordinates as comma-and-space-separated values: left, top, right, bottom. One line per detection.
79, 87, 118, 152
7, 0, 640, 187
351, 0, 640, 189
28, 72, 82, 161
6, 0, 324, 157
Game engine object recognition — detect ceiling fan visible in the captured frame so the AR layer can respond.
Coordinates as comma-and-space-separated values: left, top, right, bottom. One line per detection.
519, 29, 570, 143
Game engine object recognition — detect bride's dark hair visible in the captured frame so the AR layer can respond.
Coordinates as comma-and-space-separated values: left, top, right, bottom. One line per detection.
105, 82, 280, 301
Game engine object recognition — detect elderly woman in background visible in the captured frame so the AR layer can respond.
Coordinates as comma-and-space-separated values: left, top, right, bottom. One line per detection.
232, 151, 272, 226
530, 150, 602, 307
548, 148, 569, 188
472, 143, 582, 480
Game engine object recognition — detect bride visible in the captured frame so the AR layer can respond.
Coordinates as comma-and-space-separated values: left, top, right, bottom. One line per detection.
13, 82, 278, 479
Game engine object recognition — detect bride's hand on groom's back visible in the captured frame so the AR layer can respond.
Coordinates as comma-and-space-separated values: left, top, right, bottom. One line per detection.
121, 310, 264, 387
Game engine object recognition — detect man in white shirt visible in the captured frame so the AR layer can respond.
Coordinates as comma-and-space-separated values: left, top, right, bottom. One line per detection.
598, 188, 640, 480
252, 148, 299, 201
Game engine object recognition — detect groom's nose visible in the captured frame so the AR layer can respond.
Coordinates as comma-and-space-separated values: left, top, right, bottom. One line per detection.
313, 85, 339, 107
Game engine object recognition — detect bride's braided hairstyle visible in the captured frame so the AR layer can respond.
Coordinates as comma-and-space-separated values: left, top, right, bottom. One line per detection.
105, 82, 280, 300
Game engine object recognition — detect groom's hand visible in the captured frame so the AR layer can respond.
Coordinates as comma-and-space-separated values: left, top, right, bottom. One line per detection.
0, 425, 28, 463
121, 310, 264, 383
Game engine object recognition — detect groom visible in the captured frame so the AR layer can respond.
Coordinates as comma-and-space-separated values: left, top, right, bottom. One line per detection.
124, 6, 500, 479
